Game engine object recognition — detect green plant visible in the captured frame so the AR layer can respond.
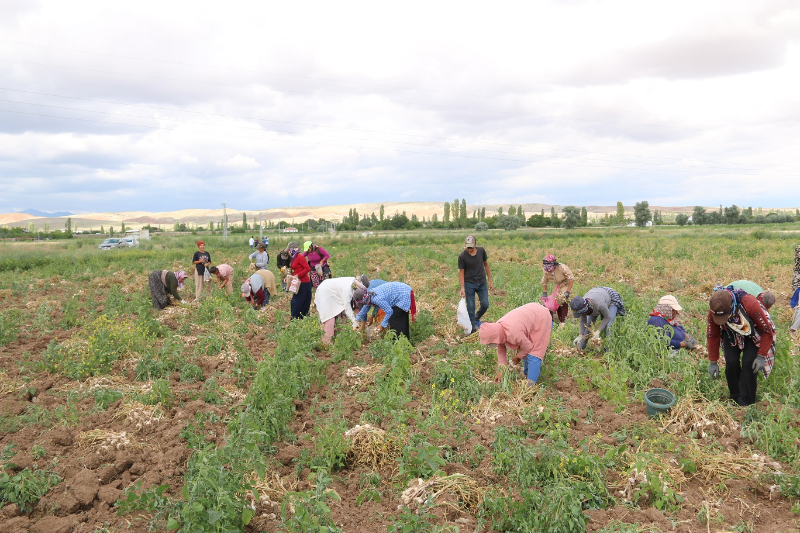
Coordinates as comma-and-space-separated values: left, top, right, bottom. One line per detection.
94, 388, 123, 410
30, 445, 46, 460
0, 467, 62, 512
398, 438, 446, 480
281, 469, 342, 533
203, 378, 224, 405
180, 363, 204, 383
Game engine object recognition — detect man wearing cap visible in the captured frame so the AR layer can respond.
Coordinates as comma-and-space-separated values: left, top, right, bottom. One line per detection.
569, 287, 626, 350
707, 286, 776, 407
647, 295, 697, 351
458, 235, 494, 335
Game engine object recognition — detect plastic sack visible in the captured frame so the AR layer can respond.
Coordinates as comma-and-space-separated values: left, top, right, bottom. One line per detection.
203, 269, 211, 282
286, 275, 300, 294
457, 298, 472, 334
541, 295, 558, 313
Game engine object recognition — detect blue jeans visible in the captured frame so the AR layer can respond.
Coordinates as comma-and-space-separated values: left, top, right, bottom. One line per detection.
523, 355, 542, 384
464, 281, 489, 329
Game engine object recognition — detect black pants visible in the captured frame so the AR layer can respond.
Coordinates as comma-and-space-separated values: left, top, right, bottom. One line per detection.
722, 329, 758, 406
291, 281, 312, 319
388, 306, 410, 338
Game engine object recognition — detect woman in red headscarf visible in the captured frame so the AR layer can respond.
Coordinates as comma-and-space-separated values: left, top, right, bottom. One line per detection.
540, 254, 575, 327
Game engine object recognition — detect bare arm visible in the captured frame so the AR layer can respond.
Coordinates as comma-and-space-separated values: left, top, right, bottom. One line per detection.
459, 269, 465, 298
484, 261, 493, 290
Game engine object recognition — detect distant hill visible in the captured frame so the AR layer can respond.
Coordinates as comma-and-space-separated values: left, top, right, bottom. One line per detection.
20, 209, 74, 217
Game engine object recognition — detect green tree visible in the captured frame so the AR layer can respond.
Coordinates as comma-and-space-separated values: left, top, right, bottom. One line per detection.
633, 201, 651, 227
242, 212, 247, 230
562, 206, 582, 229
109, 226, 115, 236
443, 202, 450, 224
379, 204, 385, 222
498, 207, 503, 216
508, 205, 516, 216
580, 207, 588, 226
65, 217, 72, 236
100, 225, 105, 234
460, 199, 467, 224
480, 207, 486, 220
692, 206, 706, 225
652, 210, 663, 225
616, 201, 625, 226
496, 214, 519, 231
724, 205, 740, 224
675, 214, 689, 226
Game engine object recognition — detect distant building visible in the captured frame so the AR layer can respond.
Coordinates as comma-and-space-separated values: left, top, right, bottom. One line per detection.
282, 227, 298, 233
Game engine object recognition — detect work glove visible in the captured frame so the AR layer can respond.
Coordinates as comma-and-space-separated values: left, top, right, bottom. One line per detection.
542, 291, 548, 298
684, 337, 697, 350
366, 315, 374, 326
573, 335, 582, 347
592, 331, 601, 340
709, 362, 720, 380
752, 355, 766, 374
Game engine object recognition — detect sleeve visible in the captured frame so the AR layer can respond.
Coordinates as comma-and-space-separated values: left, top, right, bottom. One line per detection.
706, 312, 722, 362
165, 272, 181, 301
742, 296, 775, 357
378, 297, 394, 328
496, 344, 508, 366
792, 288, 800, 309
481, 248, 488, 262
319, 247, 330, 264
292, 256, 311, 279
579, 315, 588, 335
192, 251, 199, 263
510, 332, 534, 360
559, 264, 575, 281
356, 305, 370, 322
249, 251, 258, 260
457, 253, 465, 270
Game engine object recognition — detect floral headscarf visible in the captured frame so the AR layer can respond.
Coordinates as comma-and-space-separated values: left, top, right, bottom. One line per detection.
650, 303, 678, 324
174, 270, 188, 290
542, 254, 557, 272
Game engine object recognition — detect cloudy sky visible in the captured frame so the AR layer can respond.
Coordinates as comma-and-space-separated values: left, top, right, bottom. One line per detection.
1, 0, 799, 214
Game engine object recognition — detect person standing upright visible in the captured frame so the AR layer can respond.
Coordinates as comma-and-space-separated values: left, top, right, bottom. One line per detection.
458, 235, 493, 335
249, 236, 255, 252
192, 241, 211, 300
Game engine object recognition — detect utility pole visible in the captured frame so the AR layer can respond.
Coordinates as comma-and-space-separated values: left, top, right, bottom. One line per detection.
222, 203, 228, 241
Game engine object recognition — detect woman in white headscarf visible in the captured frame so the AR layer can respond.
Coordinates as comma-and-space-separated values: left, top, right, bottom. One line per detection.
314, 275, 367, 344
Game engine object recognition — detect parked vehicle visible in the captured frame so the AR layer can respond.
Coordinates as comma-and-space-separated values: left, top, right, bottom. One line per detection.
99, 238, 125, 250
122, 237, 139, 247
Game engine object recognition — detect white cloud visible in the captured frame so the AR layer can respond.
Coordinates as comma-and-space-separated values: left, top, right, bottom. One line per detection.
0, 0, 799, 213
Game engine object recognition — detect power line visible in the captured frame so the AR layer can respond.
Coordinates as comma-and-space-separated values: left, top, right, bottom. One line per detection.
2, 107, 796, 178
1, 86, 794, 171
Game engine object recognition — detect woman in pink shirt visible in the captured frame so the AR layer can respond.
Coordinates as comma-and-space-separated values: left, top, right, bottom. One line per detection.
478, 303, 552, 384
208, 264, 234, 295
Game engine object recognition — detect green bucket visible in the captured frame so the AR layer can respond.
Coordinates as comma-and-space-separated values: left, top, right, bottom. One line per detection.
644, 388, 676, 418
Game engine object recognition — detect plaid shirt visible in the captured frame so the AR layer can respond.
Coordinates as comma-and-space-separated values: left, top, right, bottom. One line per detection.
356, 281, 412, 327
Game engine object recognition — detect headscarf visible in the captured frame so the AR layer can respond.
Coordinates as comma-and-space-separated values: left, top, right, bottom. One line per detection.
479, 322, 506, 346
241, 281, 252, 296
793, 244, 800, 291
354, 290, 373, 310
174, 270, 188, 290
650, 303, 678, 323
196, 240, 205, 247
542, 254, 557, 272
569, 296, 591, 316
360, 274, 370, 288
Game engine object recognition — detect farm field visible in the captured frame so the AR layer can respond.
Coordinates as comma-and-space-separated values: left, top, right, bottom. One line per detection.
1, 227, 800, 533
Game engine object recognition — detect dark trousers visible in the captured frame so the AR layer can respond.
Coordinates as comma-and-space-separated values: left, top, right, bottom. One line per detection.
722, 329, 759, 406
555, 303, 569, 324
388, 306, 410, 338
291, 281, 312, 319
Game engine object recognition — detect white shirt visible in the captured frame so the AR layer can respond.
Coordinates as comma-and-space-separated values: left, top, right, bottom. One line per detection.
314, 277, 358, 325
249, 238, 254, 245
